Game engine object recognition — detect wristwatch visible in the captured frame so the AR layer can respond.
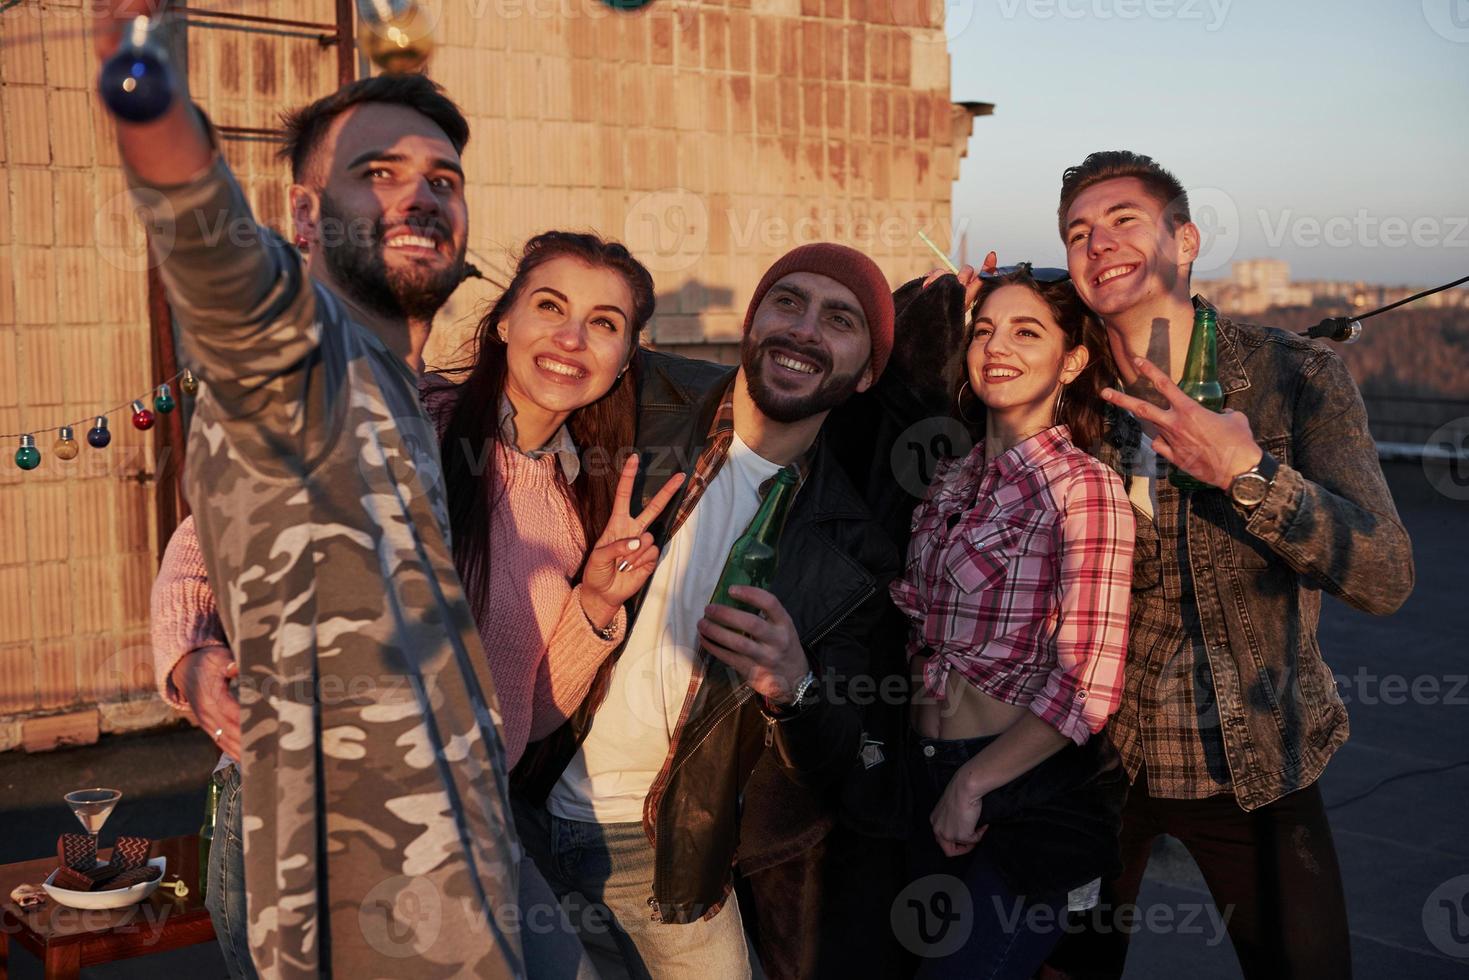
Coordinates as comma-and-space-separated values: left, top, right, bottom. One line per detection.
769, 670, 818, 717
1228, 452, 1279, 510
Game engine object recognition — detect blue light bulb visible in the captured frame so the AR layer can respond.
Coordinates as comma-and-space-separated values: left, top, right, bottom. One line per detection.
88, 416, 112, 450
98, 17, 176, 124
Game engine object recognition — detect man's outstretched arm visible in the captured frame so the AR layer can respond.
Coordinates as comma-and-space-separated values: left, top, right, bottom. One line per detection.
95, 3, 213, 186
98, 1, 322, 425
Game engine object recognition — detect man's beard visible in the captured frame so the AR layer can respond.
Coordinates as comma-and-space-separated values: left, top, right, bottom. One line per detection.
317, 192, 466, 321
741, 336, 867, 424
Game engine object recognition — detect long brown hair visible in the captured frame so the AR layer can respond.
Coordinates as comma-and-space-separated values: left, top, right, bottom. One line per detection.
962, 268, 1113, 455
438, 232, 655, 603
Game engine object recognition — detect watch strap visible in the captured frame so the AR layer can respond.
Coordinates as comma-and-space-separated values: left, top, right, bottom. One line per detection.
1255, 450, 1280, 484
764, 670, 818, 719
1232, 450, 1280, 508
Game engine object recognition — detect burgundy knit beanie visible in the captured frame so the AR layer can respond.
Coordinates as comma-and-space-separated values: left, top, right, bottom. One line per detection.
741, 243, 896, 381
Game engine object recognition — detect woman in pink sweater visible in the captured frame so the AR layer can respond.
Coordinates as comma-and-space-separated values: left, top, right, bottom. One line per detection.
154, 230, 679, 764
151, 232, 680, 979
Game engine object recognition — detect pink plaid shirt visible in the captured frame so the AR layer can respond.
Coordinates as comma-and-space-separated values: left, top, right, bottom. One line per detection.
890, 425, 1135, 745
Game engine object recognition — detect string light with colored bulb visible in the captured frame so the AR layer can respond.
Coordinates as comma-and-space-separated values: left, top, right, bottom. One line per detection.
98, 14, 177, 123
4, 370, 199, 472
87, 417, 112, 450
55, 427, 80, 461
15, 435, 40, 471
131, 400, 156, 431
355, 0, 436, 73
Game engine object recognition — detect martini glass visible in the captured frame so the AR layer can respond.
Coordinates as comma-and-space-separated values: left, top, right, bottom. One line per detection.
64, 788, 122, 851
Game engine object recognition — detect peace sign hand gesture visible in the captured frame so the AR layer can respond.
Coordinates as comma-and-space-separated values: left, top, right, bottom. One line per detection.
579, 454, 686, 629
1101, 356, 1262, 491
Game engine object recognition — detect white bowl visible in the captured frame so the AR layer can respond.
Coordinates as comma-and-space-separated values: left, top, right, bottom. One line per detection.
42, 856, 166, 910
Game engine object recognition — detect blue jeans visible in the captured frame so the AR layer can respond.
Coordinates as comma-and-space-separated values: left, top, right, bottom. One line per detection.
210, 765, 597, 979
906, 736, 1070, 980
205, 764, 256, 980
514, 799, 753, 980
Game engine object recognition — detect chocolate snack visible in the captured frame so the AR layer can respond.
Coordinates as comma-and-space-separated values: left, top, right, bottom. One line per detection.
110, 836, 151, 870
81, 863, 126, 887
57, 833, 96, 871
51, 866, 95, 891
105, 865, 162, 889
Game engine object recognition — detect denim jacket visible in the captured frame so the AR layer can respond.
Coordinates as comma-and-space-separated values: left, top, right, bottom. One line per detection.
1099, 305, 1414, 810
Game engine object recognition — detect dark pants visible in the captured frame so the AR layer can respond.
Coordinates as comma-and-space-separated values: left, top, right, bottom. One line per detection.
1048, 768, 1351, 980
905, 735, 1076, 980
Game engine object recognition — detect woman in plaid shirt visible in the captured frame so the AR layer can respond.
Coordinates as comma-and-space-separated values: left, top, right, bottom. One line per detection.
891, 266, 1135, 979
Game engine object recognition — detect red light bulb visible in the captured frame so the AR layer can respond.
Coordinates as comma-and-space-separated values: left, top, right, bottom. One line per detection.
131, 399, 156, 431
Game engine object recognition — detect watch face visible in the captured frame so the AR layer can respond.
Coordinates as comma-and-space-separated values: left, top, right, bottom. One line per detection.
1231, 472, 1270, 507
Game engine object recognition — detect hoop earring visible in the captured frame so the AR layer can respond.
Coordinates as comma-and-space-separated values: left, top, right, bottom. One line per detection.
956, 378, 982, 426
1053, 383, 1069, 427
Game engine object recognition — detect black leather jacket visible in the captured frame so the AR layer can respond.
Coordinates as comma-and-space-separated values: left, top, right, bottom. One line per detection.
514, 349, 902, 923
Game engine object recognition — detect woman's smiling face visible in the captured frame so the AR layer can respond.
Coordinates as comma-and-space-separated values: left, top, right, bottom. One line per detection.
499, 255, 636, 422
967, 284, 1084, 423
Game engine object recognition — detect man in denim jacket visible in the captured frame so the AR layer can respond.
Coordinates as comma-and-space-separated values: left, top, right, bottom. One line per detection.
1038, 152, 1414, 980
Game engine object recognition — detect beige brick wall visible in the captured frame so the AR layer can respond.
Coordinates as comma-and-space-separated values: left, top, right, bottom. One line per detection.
1, 2, 159, 750
421, 0, 973, 367
0, 0, 976, 749
0, 1, 343, 750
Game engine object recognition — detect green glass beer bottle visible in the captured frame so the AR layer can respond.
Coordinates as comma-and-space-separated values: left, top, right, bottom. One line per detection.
1168, 307, 1225, 491
199, 775, 220, 899
708, 466, 800, 613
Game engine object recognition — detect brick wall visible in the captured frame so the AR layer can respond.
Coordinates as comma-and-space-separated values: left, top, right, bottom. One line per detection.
0, 0, 978, 750
420, 0, 976, 367
1, 2, 166, 751
0, 1, 343, 751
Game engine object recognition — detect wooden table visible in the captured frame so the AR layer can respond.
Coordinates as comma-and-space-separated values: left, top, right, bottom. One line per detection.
0, 835, 216, 979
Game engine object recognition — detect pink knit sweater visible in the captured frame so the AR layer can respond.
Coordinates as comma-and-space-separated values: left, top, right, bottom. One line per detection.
151, 426, 625, 768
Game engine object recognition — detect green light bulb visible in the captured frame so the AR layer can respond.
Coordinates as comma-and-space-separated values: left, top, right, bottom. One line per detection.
15, 434, 41, 471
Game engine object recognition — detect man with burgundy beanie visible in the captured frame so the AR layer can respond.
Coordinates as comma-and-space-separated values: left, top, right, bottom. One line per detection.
513, 243, 907, 978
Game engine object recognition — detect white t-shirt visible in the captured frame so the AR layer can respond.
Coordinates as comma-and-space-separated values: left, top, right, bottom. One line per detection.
1129, 430, 1165, 521
548, 432, 783, 824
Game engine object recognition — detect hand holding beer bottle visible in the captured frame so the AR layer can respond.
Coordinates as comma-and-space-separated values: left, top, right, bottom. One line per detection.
1168, 307, 1225, 490
1100, 309, 1263, 492
696, 467, 812, 706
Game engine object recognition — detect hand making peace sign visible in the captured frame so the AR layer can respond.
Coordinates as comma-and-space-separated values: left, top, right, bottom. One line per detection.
579, 454, 686, 630
1101, 356, 1263, 491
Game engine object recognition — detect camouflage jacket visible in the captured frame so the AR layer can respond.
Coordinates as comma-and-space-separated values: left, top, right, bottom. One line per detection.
131, 156, 523, 978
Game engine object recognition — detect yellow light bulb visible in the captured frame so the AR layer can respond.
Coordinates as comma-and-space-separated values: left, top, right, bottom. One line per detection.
355, 0, 436, 73
55, 426, 80, 461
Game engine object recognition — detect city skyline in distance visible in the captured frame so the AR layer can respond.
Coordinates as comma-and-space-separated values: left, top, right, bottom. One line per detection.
946, 0, 1469, 288
1191, 257, 1469, 317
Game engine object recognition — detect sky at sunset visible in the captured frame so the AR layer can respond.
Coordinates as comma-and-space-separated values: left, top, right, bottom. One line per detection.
948, 0, 1469, 286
